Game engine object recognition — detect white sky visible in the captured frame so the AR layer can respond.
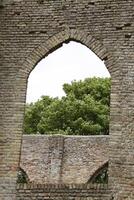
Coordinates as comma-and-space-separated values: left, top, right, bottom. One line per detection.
26, 41, 110, 103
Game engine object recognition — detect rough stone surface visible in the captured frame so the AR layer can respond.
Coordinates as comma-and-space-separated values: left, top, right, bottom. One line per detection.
20, 135, 109, 184
0, 0, 134, 199
16, 183, 111, 200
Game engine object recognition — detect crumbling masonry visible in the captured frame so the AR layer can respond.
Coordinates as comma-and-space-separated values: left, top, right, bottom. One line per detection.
0, 0, 134, 199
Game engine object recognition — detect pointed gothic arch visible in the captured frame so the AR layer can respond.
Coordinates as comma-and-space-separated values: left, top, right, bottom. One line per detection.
19, 29, 114, 79
88, 161, 109, 184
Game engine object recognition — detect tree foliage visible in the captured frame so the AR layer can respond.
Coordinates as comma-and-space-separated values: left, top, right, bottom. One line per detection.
24, 77, 111, 135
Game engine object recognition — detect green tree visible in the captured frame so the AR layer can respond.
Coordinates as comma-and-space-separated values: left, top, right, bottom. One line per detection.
24, 96, 53, 134
63, 77, 110, 105
24, 78, 111, 135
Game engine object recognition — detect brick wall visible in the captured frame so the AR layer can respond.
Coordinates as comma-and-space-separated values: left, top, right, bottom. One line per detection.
0, 0, 134, 199
16, 183, 111, 200
20, 135, 109, 184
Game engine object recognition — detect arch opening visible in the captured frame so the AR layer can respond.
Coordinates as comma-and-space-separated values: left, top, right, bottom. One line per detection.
21, 29, 113, 79
17, 168, 29, 184
26, 40, 110, 103
87, 162, 109, 184
24, 40, 111, 136
19, 31, 111, 184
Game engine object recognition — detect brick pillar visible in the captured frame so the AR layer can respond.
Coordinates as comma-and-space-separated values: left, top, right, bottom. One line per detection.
0, 72, 27, 200
109, 61, 134, 200
48, 135, 64, 183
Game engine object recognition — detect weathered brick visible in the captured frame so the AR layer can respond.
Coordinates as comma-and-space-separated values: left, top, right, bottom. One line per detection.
0, 0, 134, 199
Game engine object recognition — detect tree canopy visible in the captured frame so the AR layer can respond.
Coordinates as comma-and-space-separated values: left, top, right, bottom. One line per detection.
24, 77, 111, 135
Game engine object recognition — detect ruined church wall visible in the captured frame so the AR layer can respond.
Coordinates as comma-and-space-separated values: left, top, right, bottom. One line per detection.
0, 0, 134, 199
20, 135, 109, 184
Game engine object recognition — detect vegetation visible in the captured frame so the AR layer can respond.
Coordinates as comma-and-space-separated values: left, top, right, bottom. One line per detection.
17, 168, 29, 184
93, 168, 108, 184
91, 163, 108, 184
24, 77, 111, 135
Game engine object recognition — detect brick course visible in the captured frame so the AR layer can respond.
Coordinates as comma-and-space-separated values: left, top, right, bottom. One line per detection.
16, 183, 111, 200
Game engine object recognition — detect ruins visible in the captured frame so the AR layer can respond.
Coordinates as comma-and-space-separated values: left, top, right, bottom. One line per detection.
0, 0, 134, 199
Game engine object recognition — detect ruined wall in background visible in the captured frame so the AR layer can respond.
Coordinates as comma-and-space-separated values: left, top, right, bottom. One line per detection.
20, 135, 109, 184
0, 0, 134, 199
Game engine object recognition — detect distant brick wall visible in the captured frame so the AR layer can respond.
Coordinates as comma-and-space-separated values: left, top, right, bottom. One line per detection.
16, 183, 111, 200
20, 135, 109, 184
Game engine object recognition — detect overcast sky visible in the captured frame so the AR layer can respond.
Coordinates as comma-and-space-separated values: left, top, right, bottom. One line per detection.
26, 41, 110, 103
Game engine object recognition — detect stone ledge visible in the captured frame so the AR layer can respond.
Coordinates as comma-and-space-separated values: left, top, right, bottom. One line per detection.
16, 183, 109, 190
